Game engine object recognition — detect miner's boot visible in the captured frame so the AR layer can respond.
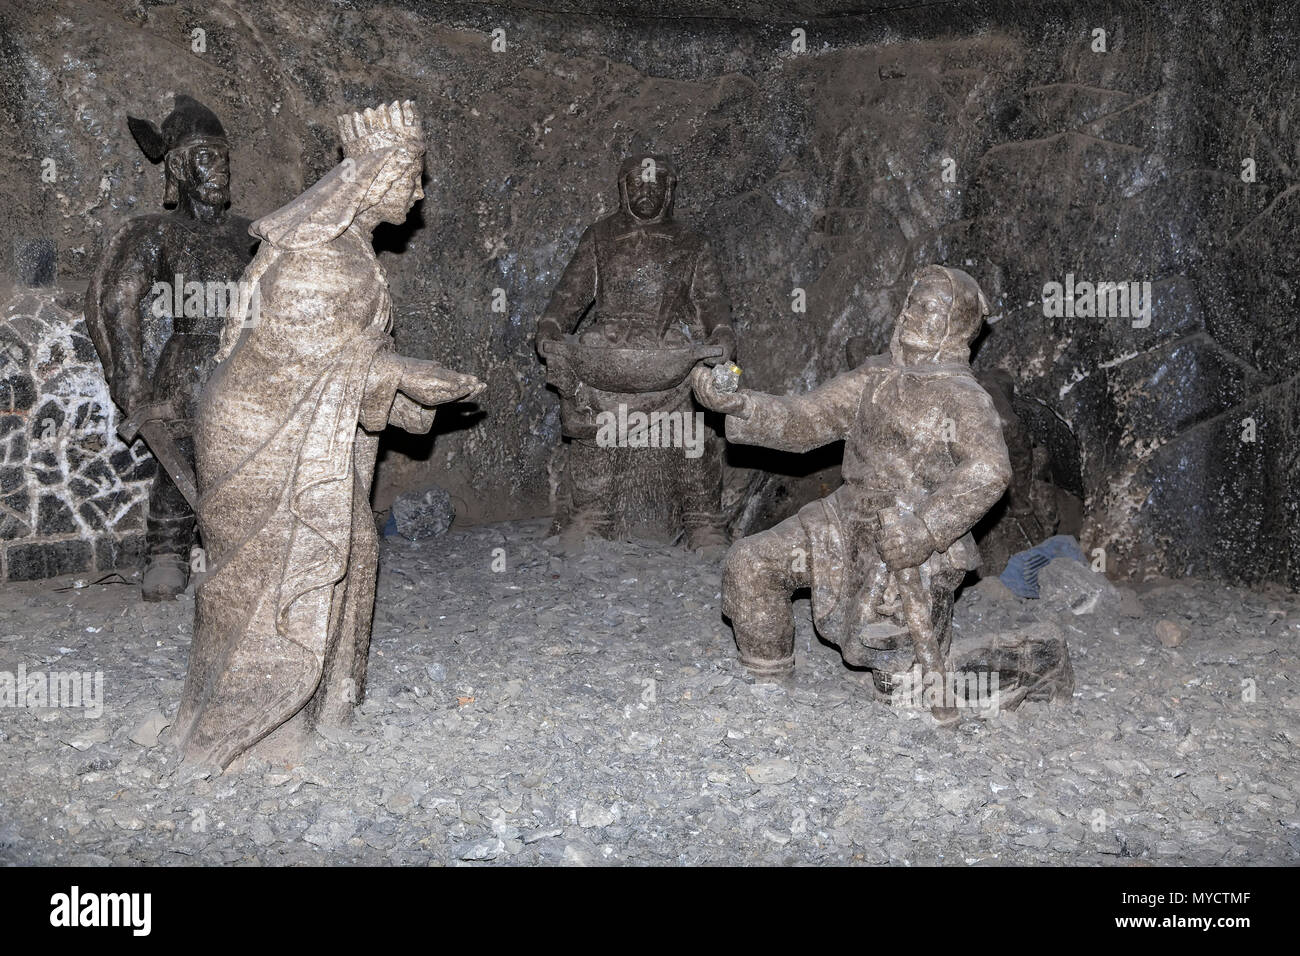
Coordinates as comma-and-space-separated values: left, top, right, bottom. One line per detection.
142, 553, 190, 602
736, 642, 795, 681
732, 622, 796, 682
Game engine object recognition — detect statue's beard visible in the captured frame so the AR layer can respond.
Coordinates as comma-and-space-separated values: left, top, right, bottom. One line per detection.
891, 317, 938, 366
193, 182, 230, 207
630, 194, 663, 219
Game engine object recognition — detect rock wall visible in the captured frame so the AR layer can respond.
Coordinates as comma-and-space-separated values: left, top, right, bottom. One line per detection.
0, 0, 1296, 586
966, 2, 1300, 585
1, 282, 153, 581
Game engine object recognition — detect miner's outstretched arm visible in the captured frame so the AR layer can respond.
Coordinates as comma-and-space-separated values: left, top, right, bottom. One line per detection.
536, 227, 597, 345
692, 364, 866, 454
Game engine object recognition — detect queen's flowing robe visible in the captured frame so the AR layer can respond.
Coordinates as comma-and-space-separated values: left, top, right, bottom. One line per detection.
174, 222, 434, 769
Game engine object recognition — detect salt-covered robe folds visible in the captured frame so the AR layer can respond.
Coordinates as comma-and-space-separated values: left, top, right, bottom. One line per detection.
174, 224, 435, 769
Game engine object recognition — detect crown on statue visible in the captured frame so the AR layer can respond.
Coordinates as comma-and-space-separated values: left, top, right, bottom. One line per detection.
337, 100, 424, 158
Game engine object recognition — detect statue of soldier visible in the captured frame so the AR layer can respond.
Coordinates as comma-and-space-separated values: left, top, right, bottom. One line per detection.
692, 265, 1013, 722
84, 94, 256, 601
536, 154, 735, 552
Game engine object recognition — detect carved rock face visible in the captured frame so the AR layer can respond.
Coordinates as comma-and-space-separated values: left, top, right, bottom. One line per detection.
894, 284, 954, 366
175, 142, 232, 209
374, 157, 425, 227
625, 170, 668, 220
617, 153, 676, 224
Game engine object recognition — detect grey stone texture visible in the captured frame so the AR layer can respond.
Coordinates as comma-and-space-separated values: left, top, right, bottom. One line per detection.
0, 519, 1295, 865
392, 483, 456, 541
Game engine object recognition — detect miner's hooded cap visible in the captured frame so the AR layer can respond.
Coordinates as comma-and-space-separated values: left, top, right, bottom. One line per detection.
128, 94, 229, 206
891, 264, 991, 366
617, 153, 676, 223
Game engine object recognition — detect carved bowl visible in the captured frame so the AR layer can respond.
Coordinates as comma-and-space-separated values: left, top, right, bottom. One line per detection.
542, 338, 724, 393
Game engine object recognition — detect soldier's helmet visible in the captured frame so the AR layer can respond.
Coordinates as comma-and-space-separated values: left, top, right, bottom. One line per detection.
127, 94, 230, 205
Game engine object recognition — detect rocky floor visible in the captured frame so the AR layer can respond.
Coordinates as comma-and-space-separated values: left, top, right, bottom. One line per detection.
0, 517, 1297, 865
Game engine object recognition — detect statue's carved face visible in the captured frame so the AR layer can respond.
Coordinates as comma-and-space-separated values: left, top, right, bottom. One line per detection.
176, 141, 231, 208
375, 155, 425, 225
625, 167, 667, 220
896, 278, 955, 365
